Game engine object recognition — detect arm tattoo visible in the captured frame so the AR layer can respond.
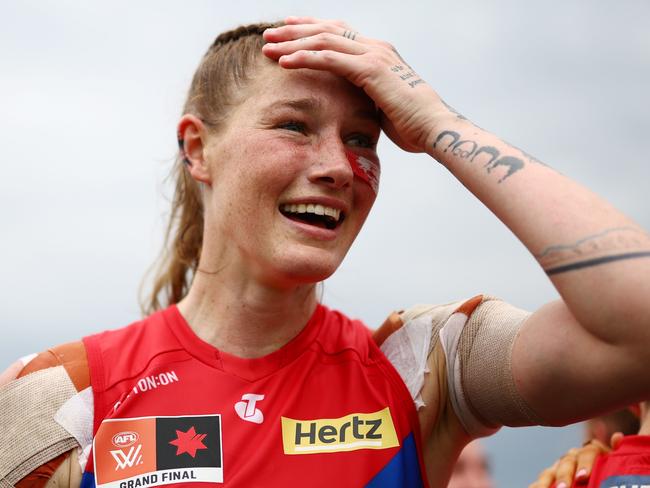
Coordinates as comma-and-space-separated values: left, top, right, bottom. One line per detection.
390, 47, 425, 88
432, 128, 550, 183
536, 227, 650, 275
505, 140, 550, 169
433, 130, 524, 182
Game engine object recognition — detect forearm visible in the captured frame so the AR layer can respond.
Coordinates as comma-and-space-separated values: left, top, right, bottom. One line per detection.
425, 107, 650, 346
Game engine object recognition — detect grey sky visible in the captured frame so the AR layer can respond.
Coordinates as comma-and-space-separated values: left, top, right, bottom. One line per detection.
2, 1, 649, 485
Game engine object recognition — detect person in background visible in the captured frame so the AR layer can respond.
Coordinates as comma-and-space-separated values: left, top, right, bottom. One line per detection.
531, 403, 650, 488
448, 440, 495, 488
583, 408, 640, 445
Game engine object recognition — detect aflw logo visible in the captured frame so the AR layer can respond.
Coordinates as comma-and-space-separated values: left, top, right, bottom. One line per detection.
110, 444, 143, 470
281, 407, 399, 455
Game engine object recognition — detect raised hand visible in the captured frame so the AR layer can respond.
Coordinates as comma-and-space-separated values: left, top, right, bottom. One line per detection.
262, 16, 445, 153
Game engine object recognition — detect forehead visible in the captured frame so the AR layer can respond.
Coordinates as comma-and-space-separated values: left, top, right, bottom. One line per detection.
238, 59, 378, 120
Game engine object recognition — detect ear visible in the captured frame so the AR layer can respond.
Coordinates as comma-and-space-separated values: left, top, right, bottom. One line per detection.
177, 114, 212, 185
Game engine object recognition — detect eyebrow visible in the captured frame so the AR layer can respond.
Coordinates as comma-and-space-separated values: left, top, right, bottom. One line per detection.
264, 97, 322, 113
262, 97, 380, 124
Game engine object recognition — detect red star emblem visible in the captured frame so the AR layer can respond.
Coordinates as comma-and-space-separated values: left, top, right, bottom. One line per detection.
168, 426, 208, 458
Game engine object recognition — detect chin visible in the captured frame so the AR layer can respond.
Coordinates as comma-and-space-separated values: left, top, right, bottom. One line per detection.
269, 248, 342, 287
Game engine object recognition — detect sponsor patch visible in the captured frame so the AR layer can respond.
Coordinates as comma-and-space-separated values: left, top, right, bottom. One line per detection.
281, 407, 399, 455
93, 415, 222, 488
234, 393, 265, 424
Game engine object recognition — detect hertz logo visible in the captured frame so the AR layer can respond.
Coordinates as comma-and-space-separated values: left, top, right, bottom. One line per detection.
281, 408, 399, 455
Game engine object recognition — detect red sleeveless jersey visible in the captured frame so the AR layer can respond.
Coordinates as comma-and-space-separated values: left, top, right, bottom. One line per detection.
80, 304, 428, 487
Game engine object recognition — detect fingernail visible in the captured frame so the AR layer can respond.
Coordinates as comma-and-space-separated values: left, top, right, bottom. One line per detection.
556, 483, 567, 488
576, 468, 588, 478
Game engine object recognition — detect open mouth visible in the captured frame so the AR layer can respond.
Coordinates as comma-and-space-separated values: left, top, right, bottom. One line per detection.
280, 203, 345, 230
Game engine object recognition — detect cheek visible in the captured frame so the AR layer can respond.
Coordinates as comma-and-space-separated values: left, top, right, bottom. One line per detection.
352, 184, 377, 228
233, 135, 307, 183
345, 150, 381, 195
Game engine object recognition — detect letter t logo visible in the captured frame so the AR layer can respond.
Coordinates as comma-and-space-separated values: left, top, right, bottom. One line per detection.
234, 393, 265, 424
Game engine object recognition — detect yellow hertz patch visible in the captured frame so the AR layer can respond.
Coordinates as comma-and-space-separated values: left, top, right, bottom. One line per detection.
281, 408, 399, 455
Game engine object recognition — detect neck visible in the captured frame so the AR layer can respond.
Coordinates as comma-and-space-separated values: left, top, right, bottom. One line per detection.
177, 267, 318, 359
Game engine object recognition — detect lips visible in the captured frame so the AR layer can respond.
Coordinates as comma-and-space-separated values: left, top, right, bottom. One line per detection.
279, 202, 346, 230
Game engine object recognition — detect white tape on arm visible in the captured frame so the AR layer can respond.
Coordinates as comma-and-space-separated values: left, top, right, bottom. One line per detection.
0, 366, 79, 485
394, 296, 543, 438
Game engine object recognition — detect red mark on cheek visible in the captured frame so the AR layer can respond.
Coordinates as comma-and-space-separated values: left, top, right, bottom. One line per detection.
345, 150, 380, 194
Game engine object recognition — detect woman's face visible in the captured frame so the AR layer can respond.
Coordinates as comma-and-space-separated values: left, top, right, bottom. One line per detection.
197, 58, 381, 288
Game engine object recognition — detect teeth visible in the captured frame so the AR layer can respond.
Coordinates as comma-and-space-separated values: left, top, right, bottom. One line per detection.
281, 203, 342, 221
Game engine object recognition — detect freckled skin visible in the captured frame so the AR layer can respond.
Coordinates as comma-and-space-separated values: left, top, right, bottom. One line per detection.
199, 59, 380, 288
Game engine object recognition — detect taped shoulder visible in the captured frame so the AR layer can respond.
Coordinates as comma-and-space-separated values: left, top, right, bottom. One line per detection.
19, 341, 90, 392
0, 341, 90, 488
372, 298, 476, 348
372, 300, 469, 408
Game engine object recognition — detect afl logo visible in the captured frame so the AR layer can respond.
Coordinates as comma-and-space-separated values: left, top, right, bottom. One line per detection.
111, 431, 139, 448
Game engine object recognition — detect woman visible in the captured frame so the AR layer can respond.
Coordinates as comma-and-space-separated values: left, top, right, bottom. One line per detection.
2, 17, 650, 487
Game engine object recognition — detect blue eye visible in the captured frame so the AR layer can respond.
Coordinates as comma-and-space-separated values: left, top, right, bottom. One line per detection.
347, 134, 376, 149
278, 121, 306, 133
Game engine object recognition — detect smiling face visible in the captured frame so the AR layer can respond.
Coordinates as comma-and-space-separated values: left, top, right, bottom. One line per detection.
196, 59, 381, 288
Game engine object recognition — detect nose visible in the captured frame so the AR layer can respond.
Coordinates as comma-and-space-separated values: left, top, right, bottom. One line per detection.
307, 137, 354, 189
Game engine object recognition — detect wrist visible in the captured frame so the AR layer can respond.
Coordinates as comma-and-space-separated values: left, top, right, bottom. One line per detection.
424, 109, 467, 160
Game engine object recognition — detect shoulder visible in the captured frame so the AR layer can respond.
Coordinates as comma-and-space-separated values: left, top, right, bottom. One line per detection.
378, 294, 529, 345
373, 295, 528, 401
313, 304, 376, 360
1, 340, 90, 391
0, 340, 89, 488
84, 307, 184, 392
372, 296, 484, 347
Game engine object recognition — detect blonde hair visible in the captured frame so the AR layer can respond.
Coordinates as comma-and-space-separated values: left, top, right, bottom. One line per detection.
142, 22, 279, 314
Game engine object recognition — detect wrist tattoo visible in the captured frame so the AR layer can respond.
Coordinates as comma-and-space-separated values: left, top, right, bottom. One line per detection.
536, 227, 650, 274
390, 48, 424, 88
432, 128, 550, 183
433, 130, 521, 182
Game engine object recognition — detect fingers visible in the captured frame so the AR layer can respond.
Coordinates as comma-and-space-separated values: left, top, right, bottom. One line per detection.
270, 49, 360, 82
283, 16, 349, 29
610, 431, 624, 449
262, 21, 374, 85
262, 20, 385, 87
529, 461, 559, 488
553, 448, 580, 488
263, 32, 367, 61
264, 22, 359, 43
574, 439, 609, 481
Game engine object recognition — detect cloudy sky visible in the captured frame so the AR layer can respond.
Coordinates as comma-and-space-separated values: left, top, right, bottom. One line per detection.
2, 1, 649, 485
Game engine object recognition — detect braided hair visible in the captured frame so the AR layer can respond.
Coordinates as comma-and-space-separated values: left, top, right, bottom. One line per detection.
142, 21, 280, 314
